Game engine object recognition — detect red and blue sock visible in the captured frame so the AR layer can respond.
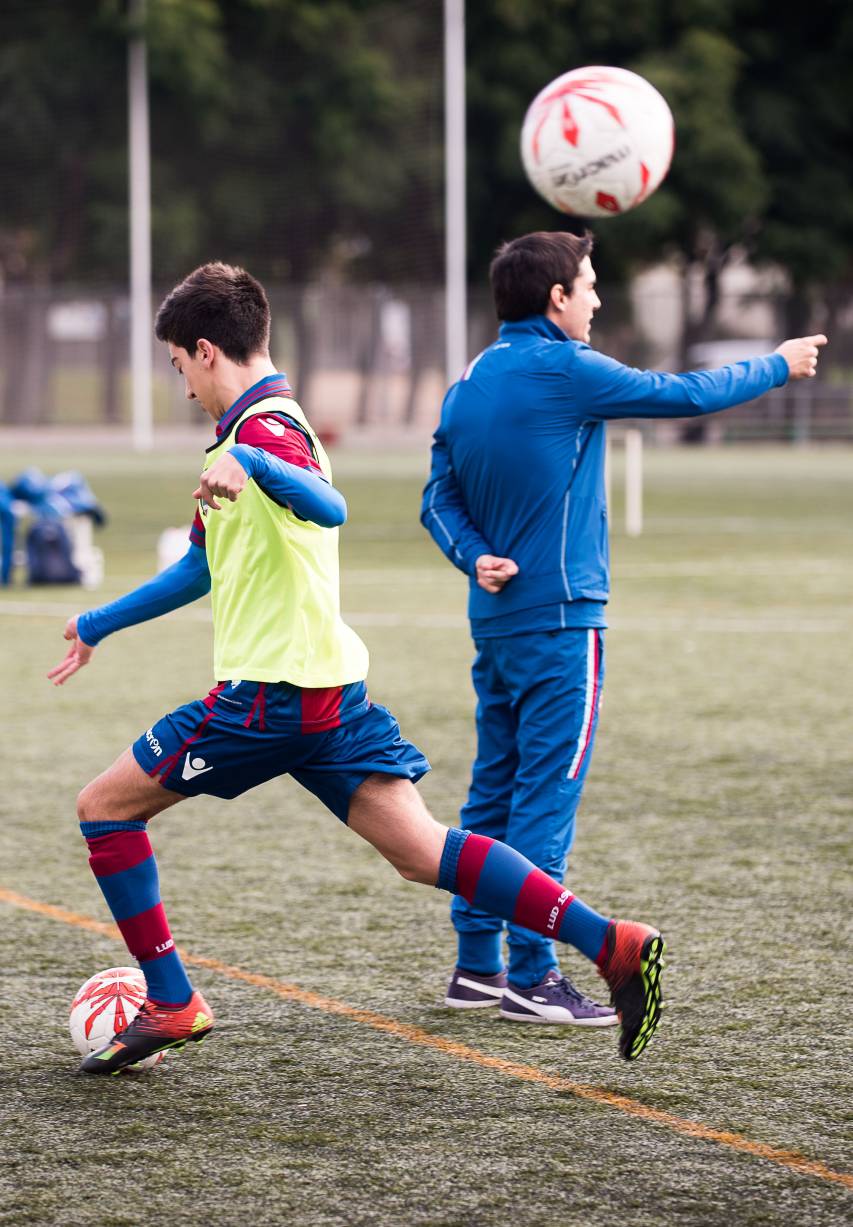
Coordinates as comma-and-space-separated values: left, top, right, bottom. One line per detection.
437, 828, 611, 964
80, 820, 193, 1007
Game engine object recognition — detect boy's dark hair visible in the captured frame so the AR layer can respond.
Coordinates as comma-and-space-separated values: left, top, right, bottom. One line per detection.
489, 230, 594, 322
154, 262, 270, 362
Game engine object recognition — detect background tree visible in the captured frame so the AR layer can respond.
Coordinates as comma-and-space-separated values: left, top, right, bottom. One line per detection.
465, 0, 853, 350
0, 0, 850, 416
739, 1, 853, 334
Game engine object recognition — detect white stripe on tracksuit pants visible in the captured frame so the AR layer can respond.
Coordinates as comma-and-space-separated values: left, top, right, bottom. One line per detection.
451, 626, 605, 989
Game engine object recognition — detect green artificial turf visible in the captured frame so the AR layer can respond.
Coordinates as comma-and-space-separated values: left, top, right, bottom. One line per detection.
0, 443, 851, 1226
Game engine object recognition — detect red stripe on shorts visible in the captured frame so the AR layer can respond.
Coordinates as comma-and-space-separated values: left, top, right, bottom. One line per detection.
152, 684, 226, 783
243, 683, 268, 730
513, 868, 575, 936
301, 685, 344, 734
204, 682, 228, 709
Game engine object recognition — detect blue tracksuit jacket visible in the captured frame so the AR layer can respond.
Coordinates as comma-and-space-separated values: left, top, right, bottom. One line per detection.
421, 315, 788, 986
421, 314, 789, 628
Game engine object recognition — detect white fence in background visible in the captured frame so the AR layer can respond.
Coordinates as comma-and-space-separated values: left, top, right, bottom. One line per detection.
606, 429, 644, 537
1, 283, 852, 442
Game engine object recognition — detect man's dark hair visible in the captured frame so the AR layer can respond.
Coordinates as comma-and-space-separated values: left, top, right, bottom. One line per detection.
154, 262, 270, 362
489, 230, 594, 322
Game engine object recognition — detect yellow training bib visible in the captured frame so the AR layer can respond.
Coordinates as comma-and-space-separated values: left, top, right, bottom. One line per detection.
202, 398, 369, 687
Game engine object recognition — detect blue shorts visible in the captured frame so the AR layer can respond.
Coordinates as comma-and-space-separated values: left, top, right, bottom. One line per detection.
132, 679, 430, 822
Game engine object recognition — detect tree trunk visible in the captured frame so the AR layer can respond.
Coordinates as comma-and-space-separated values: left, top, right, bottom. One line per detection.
102, 294, 121, 424
402, 292, 433, 427
2, 286, 50, 425
291, 285, 317, 411
782, 287, 812, 339
679, 243, 729, 443
355, 289, 383, 428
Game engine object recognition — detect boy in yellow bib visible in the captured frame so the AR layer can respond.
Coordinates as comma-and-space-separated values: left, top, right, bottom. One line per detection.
50, 263, 666, 1074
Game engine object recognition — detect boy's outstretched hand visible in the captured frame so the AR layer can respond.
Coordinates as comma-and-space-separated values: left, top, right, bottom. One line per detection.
48, 615, 95, 686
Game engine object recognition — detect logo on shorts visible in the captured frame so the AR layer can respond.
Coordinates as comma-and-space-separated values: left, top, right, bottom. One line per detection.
182, 754, 214, 781
145, 728, 163, 758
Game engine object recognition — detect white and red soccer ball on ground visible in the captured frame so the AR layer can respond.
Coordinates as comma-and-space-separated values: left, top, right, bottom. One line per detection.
520, 65, 675, 217
69, 966, 164, 1071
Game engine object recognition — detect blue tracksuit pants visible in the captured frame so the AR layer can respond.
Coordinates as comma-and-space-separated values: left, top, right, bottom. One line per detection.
452, 627, 605, 989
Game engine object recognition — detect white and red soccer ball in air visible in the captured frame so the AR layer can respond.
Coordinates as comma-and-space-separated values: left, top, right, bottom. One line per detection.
520, 65, 675, 217
69, 966, 164, 1070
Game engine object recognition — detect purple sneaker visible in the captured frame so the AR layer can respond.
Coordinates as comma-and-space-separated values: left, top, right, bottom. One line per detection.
499, 970, 617, 1026
445, 967, 508, 1009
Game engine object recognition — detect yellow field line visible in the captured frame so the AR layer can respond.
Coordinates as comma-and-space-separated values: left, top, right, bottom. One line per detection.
3, 885, 851, 1191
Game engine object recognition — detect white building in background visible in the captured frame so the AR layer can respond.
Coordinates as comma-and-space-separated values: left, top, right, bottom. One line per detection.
630, 254, 790, 370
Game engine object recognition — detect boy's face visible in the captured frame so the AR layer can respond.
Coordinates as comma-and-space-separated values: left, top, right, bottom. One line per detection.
561, 256, 601, 343
168, 341, 220, 419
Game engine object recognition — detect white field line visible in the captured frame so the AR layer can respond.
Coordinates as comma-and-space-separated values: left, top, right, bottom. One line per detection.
613, 558, 851, 579
615, 616, 848, 633
638, 517, 850, 534
15, 559, 848, 592
2, 598, 847, 634
0, 599, 461, 632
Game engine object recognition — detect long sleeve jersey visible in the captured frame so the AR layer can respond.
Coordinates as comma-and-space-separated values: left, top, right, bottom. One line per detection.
421, 315, 789, 636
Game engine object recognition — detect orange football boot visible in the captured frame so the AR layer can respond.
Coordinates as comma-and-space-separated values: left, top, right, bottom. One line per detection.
80, 990, 214, 1075
597, 920, 665, 1060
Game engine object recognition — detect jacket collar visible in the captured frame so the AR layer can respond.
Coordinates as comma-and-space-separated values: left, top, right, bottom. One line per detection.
498, 315, 569, 343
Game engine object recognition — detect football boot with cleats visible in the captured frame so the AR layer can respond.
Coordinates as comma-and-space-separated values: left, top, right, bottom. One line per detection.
597, 920, 665, 1060
79, 989, 214, 1075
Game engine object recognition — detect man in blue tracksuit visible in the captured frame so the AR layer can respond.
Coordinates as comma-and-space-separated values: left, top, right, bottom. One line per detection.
421, 230, 825, 1025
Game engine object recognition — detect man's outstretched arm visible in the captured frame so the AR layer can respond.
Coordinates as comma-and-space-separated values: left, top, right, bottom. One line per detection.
47, 543, 211, 686
578, 335, 827, 421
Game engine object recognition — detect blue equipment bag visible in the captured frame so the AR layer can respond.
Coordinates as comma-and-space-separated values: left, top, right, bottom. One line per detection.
26, 519, 81, 585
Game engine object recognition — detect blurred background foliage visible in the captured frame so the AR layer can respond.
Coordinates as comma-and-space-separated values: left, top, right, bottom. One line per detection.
0, 0, 850, 314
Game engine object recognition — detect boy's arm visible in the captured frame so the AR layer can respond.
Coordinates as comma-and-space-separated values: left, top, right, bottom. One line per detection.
47, 542, 211, 686
197, 414, 346, 528
227, 444, 347, 528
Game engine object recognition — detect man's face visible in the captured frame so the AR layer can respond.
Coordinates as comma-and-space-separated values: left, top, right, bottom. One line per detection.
561, 256, 601, 343
168, 342, 218, 419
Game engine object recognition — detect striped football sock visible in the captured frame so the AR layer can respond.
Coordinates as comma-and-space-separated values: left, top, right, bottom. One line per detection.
437, 828, 611, 963
80, 820, 193, 1007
